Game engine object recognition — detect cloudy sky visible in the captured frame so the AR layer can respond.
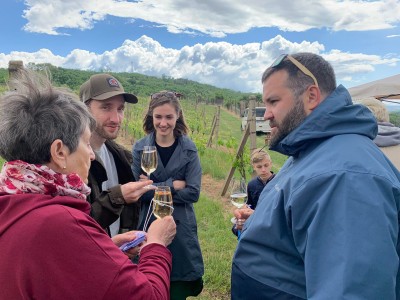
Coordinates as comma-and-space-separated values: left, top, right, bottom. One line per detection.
0, 0, 399, 92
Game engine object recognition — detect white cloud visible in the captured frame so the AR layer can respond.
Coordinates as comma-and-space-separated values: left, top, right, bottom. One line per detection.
0, 49, 64, 66
23, 0, 107, 35
0, 35, 398, 92
322, 50, 398, 80
23, 0, 400, 35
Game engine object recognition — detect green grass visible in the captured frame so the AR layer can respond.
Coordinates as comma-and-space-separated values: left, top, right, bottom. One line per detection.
200, 147, 235, 180
214, 107, 243, 142
191, 194, 237, 300
199, 106, 287, 179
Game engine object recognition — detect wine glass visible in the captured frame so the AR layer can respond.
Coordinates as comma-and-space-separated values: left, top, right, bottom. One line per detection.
230, 178, 247, 238
153, 186, 174, 219
230, 178, 247, 209
141, 146, 158, 177
143, 186, 174, 231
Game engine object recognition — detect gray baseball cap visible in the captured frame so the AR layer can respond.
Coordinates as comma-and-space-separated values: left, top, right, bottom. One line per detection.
79, 73, 138, 104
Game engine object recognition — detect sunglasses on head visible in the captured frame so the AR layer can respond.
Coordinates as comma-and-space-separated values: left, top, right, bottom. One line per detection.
150, 91, 177, 100
271, 54, 319, 87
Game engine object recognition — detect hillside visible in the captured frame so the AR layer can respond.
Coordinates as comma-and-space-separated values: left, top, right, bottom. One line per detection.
0, 64, 261, 107
1, 64, 398, 126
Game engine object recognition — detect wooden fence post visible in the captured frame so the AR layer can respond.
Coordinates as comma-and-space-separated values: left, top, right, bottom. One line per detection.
214, 105, 220, 145
248, 98, 257, 154
206, 106, 220, 148
221, 98, 257, 196
221, 124, 250, 196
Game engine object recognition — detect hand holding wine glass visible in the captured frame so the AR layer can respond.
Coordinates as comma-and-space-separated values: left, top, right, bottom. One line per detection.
145, 216, 176, 247
233, 207, 254, 230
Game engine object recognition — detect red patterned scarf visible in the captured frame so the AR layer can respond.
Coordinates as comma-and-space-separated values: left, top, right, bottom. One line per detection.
0, 160, 91, 200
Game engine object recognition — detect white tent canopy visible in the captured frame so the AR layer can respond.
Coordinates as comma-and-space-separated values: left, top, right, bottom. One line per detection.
348, 74, 400, 100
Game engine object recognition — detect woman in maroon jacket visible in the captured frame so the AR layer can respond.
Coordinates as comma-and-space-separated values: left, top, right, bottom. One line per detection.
0, 70, 176, 300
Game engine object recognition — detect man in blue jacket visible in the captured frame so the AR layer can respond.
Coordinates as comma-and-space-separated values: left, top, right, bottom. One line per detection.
232, 53, 400, 299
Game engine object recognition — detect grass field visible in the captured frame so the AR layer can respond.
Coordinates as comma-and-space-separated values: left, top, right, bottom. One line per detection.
193, 194, 237, 300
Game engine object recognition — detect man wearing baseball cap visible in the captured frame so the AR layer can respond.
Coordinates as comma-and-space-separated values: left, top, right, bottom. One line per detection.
80, 73, 152, 237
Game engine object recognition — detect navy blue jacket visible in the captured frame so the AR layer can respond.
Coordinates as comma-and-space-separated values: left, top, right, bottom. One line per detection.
132, 133, 204, 281
247, 173, 275, 209
232, 85, 400, 299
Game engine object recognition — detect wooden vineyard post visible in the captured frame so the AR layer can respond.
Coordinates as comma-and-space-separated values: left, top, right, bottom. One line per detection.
206, 115, 216, 148
248, 98, 257, 154
214, 105, 220, 146
221, 99, 257, 196
221, 124, 250, 196
206, 105, 220, 148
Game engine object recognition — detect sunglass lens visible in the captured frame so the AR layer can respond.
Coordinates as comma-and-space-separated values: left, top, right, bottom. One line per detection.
271, 54, 287, 68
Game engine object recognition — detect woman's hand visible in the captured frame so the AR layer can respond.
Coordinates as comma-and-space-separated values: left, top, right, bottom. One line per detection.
112, 231, 146, 259
144, 216, 176, 247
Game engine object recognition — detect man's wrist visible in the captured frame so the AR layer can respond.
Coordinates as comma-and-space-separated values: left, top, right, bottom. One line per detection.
108, 185, 126, 205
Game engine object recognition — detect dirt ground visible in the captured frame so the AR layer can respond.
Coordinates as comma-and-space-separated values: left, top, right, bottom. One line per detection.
200, 173, 223, 199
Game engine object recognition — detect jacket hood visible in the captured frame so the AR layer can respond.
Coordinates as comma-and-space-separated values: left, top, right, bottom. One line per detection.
270, 85, 378, 157
375, 122, 400, 147
0, 193, 90, 236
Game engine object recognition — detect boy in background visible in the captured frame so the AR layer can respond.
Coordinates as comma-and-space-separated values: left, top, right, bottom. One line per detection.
247, 148, 275, 209
232, 148, 275, 236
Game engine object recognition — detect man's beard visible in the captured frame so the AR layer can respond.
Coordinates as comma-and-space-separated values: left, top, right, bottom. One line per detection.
95, 123, 120, 140
269, 97, 307, 148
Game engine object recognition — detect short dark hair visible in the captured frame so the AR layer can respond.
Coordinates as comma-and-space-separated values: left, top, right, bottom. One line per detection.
262, 52, 337, 98
0, 69, 96, 164
143, 91, 189, 136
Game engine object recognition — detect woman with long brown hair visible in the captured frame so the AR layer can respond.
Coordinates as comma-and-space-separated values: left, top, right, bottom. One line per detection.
132, 91, 204, 300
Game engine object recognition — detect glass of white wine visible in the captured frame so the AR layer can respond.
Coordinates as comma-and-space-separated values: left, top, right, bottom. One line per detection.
153, 186, 174, 219
230, 178, 247, 209
141, 146, 158, 177
143, 186, 174, 231
230, 178, 247, 239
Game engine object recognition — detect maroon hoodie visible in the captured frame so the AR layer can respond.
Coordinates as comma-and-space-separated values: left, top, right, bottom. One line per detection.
0, 193, 172, 299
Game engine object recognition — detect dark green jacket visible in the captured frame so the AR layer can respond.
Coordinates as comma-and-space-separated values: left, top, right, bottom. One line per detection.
87, 140, 140, 235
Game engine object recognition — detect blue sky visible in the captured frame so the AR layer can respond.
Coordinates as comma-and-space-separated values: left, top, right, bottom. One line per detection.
0, 0, 399, 93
